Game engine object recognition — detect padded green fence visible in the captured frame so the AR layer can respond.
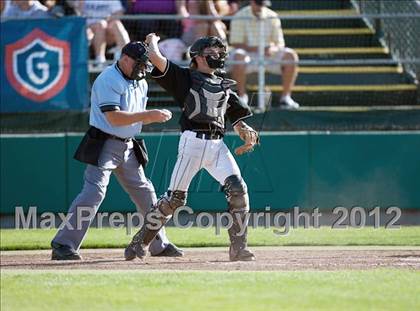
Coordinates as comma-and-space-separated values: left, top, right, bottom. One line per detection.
1, 131, 419, 215
2, 109, 420, 133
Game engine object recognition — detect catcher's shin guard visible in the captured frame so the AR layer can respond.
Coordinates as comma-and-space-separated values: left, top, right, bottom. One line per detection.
224, 175, 255, 261
125, 190, 187, 260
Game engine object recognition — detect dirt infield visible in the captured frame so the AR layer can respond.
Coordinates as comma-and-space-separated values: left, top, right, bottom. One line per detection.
1, 247, 420, 271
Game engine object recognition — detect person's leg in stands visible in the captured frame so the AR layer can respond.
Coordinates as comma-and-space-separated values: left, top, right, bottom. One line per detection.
89, 20, 108, 64
209, 20, 227, 42
107, 19, 130, 59
279, 48, 299, 107
231, 49, 249, 104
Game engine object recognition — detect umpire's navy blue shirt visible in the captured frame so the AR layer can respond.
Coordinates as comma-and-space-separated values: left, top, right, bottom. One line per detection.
90, 63, 148, 138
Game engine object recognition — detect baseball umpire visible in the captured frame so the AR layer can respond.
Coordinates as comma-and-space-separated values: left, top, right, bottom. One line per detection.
51, 41, 183, 260
124, 34, 259, 262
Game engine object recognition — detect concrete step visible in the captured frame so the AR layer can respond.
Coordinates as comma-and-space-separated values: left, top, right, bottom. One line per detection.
247, 84, 417, 93
271, 1, 352, 11
285, 33, 380, 48
283, 28, 373, 35
282, 18, 366, 29
277, 9, 357, 16
255, 72, 414, 85
245, 85, 417, 106
297, 66, 403, 73
297, 47, 391, 60
295, 47, 388, 55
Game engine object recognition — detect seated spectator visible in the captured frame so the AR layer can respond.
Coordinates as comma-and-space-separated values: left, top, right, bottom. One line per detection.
39, 0, 79, 17
40, 0, 56, 10
229, 0, 300, 109
1, 0, 11, 17
2, 0, 51, 18
227, 0, 241, 14
181, 0, 229, 46
124, 0, 185, 41
223, 0, 242, 31
77, 0, 130, 66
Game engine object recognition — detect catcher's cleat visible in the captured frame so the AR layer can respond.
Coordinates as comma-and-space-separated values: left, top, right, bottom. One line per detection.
229, 246, 256, 262
51, 242, 82, 261
124, 244, 137, 261
124, 243, 147, 260
135, 243, 147, 259
151, 243, 184, 257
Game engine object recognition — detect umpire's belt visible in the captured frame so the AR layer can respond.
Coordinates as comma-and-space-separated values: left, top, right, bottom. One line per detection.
108, 134, 132, 143
74, 126, 148, 168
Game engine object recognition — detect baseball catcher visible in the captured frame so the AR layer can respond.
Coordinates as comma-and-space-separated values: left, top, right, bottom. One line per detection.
124, 34, 259, 261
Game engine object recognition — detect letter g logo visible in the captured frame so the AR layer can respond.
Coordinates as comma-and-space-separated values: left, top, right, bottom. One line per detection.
5, 29, 70, 102
26, 51, 50, 85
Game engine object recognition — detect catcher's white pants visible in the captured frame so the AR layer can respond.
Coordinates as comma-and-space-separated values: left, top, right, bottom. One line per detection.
169, 130, 241, 192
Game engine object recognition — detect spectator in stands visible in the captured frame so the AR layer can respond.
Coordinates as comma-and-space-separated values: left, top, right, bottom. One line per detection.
39, 0, 78, 17
76, 0, 130, 66
40, 0, 56, 10
124, 0, 185, 41
227, 0, 241, 14
229, 0, 300, 109
1, 0, 11, 16
222, 0, 242, 31
181, 0, 229, 46
120, 0, 129, 11
2, 0, 51, 18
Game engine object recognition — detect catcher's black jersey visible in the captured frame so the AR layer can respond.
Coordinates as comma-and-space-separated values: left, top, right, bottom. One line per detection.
151, 61, 252, 134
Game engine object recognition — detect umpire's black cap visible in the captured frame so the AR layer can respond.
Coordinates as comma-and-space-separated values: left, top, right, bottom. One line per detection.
121, 41, 149, 63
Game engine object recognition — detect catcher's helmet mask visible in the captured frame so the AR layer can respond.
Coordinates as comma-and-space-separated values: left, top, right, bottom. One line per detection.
121, 41, 153, 80
189, 36, 227, 69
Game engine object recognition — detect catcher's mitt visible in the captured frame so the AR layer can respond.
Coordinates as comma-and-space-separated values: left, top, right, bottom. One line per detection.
234, 122, 260, 155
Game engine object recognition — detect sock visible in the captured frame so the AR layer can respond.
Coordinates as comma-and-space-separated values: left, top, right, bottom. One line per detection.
280, 94, 291, 102
113, 50, 121, 61
95, 55, 106, 63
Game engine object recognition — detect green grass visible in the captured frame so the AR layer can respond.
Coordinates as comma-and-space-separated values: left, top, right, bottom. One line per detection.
1, 227, 420, 250
1, 270, 420, 311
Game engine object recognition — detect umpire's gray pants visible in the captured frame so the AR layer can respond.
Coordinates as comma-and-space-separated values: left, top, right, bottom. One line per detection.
52, 138, 169, 255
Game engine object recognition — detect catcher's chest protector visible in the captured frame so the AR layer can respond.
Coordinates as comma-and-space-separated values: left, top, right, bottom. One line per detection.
184, 71, 234, 128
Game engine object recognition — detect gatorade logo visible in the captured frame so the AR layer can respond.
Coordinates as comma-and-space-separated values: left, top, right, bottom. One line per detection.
5, 28, 70, 102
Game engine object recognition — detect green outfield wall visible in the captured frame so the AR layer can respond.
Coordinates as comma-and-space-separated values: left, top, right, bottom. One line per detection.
1, 131, 419, 214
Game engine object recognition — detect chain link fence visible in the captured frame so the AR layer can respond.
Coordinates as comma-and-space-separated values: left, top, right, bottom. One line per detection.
112, 10, 420, 109
355, 0, 420, 80
2, 1, 420, 133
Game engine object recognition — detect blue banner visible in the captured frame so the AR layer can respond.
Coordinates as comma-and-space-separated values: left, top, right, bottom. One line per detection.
0, 17, 88, 112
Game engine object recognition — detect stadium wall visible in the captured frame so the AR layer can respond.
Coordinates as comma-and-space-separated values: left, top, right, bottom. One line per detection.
1, 131, 419, 215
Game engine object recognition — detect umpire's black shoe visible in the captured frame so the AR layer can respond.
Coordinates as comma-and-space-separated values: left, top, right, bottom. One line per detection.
151, 243, 184, 257
51, 242, 82, 260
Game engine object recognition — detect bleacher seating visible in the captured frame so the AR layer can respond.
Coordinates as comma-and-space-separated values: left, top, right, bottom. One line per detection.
247, 0, 417, 106
91, 0, 418, 108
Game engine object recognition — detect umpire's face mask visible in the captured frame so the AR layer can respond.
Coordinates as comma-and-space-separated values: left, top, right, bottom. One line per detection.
130, 59, 153, 80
